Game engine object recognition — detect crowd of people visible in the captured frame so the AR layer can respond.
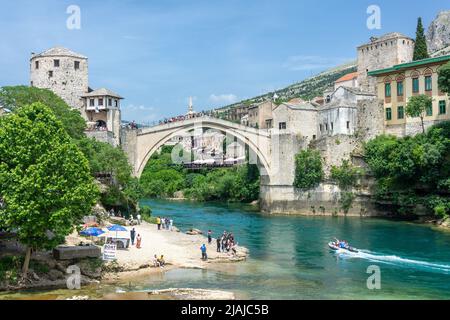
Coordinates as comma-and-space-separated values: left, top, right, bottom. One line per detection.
216, 231, 237, 255
156, 216, 174, 231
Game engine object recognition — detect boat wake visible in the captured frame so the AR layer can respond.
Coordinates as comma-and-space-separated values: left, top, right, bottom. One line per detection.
335, 249, 450, 274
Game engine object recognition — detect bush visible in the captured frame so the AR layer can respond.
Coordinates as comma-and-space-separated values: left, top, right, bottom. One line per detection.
364, 121, 450, 217
331, 160, 362, 190
293, 149, 324, 190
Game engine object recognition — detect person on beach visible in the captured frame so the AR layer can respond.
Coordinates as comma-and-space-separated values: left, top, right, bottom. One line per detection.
136, 234, 142, 249
156, 217, 161, 230
216, 237, 221, 252
153, 254, 160, 267
208, 230, 212, 244
200, 244, 208, 260
130, 228, 136, 246
169, 219, 173, 231
137, 213, 141, 225
158, 255, 165, 267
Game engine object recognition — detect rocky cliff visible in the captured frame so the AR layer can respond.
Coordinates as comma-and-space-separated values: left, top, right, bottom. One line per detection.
427, 10, 450, 55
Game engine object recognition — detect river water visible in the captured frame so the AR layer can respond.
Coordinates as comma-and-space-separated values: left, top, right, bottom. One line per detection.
2, 199, 450, 299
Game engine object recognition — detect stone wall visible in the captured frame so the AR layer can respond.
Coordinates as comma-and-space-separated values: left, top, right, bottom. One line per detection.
356, 97, 384, 141
259, 183, 383, 217
310, 134, 358, 176
85, 130, 117, 147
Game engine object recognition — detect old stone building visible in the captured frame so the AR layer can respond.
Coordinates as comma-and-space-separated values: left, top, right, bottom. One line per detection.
369, 54, 450, 136
357, 33, 415, 93
248, 100, 275, 129
30, 47, 122, 146
30, 47, 89, 114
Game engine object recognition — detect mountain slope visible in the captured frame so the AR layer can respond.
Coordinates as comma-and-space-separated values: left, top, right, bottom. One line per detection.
216, 61, 357, 112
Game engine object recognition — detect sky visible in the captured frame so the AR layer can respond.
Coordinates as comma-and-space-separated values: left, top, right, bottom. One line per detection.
0, 0, 448, 123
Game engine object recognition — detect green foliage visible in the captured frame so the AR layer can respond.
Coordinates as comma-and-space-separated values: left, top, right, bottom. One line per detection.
0, 256, 22, 284
0, 86, 86, 140
139, 147, 260, 202
364, 122, 450, 217
0, 86, 134, 212
139, 205, 157, 224
331, 160, 362, 190
438, 61, 450, 94
76, 137, 132, 185
0, 103, 98, 252
339, 192, 355, 214
293, 149, 324, 190
406, 94, 433, 133
413, 17, 429, 61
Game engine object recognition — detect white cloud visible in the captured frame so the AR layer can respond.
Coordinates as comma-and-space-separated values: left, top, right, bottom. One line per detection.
122, 104, 159, 123
283, 55, 350, 71
209, 94, 238, 104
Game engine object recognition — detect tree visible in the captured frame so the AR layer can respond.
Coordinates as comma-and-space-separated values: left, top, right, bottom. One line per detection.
0, 86, 86, 140
293, 149, 324, 190
0, 103, 98, 276
406, 94, 433, 133
413, 17, 429, 61
438, 61, 450, 94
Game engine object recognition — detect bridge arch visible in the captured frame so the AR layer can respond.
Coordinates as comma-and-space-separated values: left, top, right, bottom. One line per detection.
125, 117, 272, 179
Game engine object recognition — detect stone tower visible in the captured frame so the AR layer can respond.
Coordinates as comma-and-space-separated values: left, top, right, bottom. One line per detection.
357, 33, 414, 93
30, 47, 89, 119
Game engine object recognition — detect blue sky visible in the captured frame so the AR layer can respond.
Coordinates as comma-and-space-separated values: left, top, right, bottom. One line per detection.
0, 0, 447, 122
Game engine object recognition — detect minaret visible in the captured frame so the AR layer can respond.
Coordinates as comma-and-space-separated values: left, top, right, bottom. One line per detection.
187, 96, 195, 117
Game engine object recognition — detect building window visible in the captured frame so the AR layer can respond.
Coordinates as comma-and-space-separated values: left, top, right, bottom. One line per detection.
397, 81, 404, 96
425, 76, 432, 91
319, 124, 323, 132
325, 123, 328, 131
98, 98, 104, 106
346, 121, 350, 129
115, 100, 119, 107
74, 61, 80, 70
426, 104, 433, 116
312, 135, 316, 140
397, 106, 404, 119
331, 122, 334, 131
89, 99, 95, 107
35, 61, 39, 69
439, 100, 446, 115
48, 71, 53, 78
54, 59, 60, 67
412, 78, 419, 93
385, 83, 391, 97
108, 98, 112, 107
386, 108, 392, 121
279, 122, 286, 130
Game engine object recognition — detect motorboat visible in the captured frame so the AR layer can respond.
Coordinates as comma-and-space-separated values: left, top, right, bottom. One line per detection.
328, 241, 358, 253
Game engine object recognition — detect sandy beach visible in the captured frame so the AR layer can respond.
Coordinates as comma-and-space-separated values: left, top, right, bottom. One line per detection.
99, 221, 248, 280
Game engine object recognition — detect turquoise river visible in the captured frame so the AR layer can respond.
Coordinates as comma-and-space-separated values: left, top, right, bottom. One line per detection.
2, 199, 450, 299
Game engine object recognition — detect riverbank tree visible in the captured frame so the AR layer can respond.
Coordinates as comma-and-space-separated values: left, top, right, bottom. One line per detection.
139, 146, 260, 202
0, 103, 98, 275
364, 121, 450, 217
293, 149, 324, 190
0, 86, 138, 215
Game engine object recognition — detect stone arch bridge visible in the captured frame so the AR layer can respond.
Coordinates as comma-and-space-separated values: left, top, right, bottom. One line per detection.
121, 116, 272, 178
120, 116, 304, 212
